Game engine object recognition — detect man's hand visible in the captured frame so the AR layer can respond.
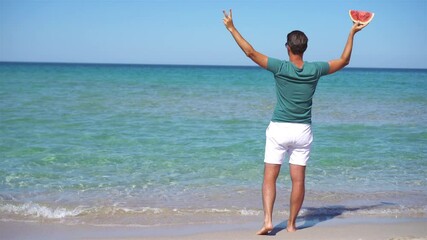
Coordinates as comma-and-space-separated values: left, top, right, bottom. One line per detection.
351, 21, 369, 34
223, 9, 235, 32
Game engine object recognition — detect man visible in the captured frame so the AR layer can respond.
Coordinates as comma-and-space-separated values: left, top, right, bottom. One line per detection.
222, 9, 369, 235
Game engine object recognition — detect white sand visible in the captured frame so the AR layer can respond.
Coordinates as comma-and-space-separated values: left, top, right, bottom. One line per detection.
1, 217, 426, 240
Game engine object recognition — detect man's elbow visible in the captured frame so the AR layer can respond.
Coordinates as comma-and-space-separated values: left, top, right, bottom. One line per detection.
342, 58, 350, 67
245, 49, 256, 58
343, 60, 350, 66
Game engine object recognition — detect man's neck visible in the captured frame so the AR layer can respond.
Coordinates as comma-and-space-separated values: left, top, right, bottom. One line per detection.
289, 54, 304, 69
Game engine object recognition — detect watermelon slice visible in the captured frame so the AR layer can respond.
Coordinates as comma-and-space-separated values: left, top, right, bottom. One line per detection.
349, 10, 375, 24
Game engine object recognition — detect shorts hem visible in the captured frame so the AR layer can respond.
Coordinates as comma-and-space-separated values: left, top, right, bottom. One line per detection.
263, 159, 283, 165
289, 160, 307, 166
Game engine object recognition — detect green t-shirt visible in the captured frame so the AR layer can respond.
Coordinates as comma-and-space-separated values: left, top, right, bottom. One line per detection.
267, 57, 330, 124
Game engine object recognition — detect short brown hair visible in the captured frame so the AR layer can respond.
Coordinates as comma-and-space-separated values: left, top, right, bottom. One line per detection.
286, 30, 308, 55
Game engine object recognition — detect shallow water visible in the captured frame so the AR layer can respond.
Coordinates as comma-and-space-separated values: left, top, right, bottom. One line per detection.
0, 63, 426, 225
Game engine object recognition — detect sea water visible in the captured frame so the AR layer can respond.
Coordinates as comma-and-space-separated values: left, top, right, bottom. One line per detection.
0, 62, 426, 225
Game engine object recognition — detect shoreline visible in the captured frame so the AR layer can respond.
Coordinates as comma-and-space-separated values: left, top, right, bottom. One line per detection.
1, 216, 426, 240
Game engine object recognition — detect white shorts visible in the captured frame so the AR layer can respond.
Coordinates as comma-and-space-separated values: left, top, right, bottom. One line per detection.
264, 121, 313, 166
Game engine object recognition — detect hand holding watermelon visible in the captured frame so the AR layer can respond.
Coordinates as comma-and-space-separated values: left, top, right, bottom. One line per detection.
349, 10, 374, 32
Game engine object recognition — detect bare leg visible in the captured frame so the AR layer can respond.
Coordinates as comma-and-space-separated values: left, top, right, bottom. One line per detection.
287, 163, 306, 232
256, 163, 281, 235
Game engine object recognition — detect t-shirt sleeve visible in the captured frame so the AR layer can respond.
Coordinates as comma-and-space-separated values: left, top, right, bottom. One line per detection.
316, 62, 330, 76
267, 57, 282, 74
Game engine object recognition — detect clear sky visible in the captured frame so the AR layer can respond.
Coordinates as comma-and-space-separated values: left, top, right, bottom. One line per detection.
1, 0, 426, 69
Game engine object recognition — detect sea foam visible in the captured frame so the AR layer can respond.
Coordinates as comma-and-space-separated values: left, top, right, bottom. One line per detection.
0, 202, 84, 219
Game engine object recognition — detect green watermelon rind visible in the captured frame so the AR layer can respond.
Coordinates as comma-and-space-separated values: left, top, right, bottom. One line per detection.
349, 10, 375, 24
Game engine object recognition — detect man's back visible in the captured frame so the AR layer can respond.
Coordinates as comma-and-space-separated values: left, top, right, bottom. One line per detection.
266, 58, 330, 124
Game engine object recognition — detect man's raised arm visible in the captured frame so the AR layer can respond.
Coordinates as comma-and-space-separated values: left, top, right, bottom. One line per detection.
223, 9, 268, 69
328, 22, 369, 74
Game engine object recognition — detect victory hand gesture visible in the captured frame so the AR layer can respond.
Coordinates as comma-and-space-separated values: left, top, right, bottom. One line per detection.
223, 9, 235, 32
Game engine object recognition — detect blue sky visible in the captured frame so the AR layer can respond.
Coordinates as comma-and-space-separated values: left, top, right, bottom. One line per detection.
1, 0, 426, 69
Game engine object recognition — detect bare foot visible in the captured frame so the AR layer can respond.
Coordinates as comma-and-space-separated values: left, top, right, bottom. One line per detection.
256, 224, 273, 235
286, 221, 297, 232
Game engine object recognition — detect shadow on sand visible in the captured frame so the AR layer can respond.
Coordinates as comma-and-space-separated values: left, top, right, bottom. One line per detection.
267, 202, 395, 236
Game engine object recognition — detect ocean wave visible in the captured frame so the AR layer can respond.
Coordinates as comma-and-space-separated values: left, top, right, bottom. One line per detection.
0, 202, 164, 220
0, 202, 85, 219
239, 208, 262, 216
194, 208, 231, 214
107, 206, 163, 215
0, 201, 425, 225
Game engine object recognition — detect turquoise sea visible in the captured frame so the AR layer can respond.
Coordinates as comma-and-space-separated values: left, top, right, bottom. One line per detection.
0, 62, 426, 226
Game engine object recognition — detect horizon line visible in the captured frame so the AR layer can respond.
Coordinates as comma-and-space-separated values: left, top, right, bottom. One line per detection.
1, 61, 426, 71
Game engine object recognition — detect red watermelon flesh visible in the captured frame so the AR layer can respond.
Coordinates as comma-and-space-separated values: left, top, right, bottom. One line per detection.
349, 10, 374, 24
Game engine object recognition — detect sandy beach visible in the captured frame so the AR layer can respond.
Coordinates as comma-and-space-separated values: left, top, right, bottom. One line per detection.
1, 217, 426, 240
